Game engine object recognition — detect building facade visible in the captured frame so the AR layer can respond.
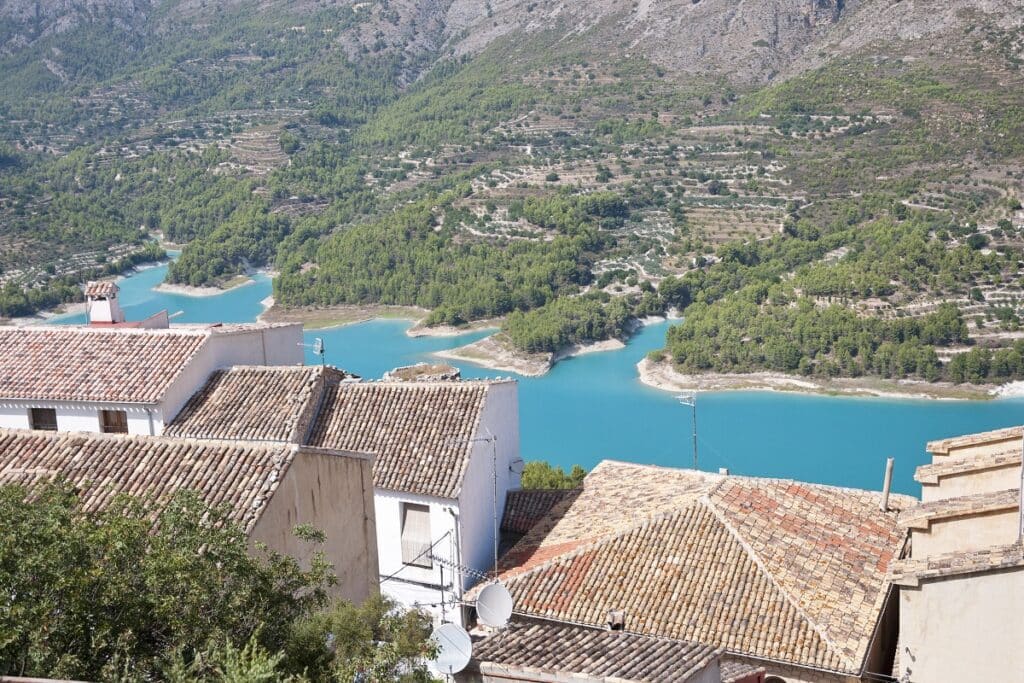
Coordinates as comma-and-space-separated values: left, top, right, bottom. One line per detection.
165, 367, 522, 625
0, 323, 303, 436
889, 426, 1024, 683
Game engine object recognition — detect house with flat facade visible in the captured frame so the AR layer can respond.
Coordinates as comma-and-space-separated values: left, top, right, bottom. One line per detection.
163, 366, 521, 626
0, 323, 303, 436
472, 461, 912, 683
0, 427, 379, 603
888, 426, 1024, 683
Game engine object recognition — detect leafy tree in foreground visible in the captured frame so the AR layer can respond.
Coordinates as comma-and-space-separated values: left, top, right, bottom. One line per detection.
0, 481, 437, 682
521, 461, 587, 489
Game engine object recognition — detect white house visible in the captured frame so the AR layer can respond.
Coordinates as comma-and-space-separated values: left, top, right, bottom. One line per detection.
307, 379, 520, 626
164, 366, 521, 625
0, 321, 303, 435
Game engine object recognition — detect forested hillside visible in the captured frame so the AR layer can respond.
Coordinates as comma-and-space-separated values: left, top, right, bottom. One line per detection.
2, 0, 1023, 385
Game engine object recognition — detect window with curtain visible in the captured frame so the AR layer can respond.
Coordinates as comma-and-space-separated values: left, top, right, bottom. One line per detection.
400, 503, 433, 568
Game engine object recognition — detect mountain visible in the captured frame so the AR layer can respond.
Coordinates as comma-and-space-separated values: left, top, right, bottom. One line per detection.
1, 0, 1023, 388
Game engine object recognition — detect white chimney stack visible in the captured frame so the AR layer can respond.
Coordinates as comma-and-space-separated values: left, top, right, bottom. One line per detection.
84, 281, 125, 324
880, 457, 895, 512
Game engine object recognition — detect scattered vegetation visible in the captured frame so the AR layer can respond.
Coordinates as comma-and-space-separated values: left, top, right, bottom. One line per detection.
0, 482, 436, 682
521, 461, 587, 489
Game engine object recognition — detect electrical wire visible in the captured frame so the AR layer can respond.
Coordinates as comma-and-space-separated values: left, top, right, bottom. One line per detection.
378, 531, 452, 586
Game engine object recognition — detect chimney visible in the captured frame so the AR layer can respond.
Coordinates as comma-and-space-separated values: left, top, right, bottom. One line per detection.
84, 281, 125, 324
880, 457, 894, 512
606, 609, 625, 631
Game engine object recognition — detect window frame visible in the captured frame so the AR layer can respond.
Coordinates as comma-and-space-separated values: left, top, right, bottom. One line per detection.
99, 409, 129, 434
28, 408, 58, 431
400, 502, 434, 569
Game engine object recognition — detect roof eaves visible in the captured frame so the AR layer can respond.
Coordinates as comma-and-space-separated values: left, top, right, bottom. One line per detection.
915, 449, 1022, 485
888, 543, 1024, 587
297, 444, 375, 464
927, 426, 1024, 455
898, 488, 1020, 530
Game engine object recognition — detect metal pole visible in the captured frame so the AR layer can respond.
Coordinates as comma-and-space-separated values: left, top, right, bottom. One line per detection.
491, 433, 499, 577
691, 398, 698, 470
677, 394, 698, 470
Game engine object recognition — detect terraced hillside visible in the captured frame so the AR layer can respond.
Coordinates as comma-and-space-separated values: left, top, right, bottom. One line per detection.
1, 0, 1023, 387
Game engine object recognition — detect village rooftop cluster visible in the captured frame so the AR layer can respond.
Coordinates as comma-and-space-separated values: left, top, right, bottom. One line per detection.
0, 283, 1020, 683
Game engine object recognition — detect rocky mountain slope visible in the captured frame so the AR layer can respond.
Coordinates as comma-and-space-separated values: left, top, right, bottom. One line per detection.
3, 0, 1022, 86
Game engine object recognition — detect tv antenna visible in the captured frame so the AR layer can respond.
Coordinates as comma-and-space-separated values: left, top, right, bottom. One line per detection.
676, 393, 698, 470
298, 337, 326, 366
429, 622, 472, 676
447, 428, 500, 578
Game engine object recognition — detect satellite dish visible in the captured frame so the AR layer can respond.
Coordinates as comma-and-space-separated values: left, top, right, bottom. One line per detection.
430, 622, 472, 675
476, 582, 514, 629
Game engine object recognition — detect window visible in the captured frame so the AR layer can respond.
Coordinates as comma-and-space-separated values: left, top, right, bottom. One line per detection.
100, 409, 128, 434
29, 408, 57, 431
400, 503, 433, 568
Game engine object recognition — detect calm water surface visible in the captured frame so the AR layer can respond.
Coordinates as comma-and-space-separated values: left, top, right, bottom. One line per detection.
54, 263, 1024, 495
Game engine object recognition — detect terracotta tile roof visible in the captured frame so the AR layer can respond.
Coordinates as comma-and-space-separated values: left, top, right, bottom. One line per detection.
926, 426, 1024, 455
501, 488, 580, 535
84, 280, 119, 298
720, 659, 766, 683
308, 381, 496, 499
0, 326, 209, 403
0, 428, 301, 532
166, 366, 350, 442
486, 461, 912, 676
897, 488, 1019, 530
888, 543, 1024, 586
470, 619, 722, 683
915, 448, 1022, 484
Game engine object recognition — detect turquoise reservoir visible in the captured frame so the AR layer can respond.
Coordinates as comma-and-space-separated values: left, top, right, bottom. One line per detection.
54, 262, 1024, 495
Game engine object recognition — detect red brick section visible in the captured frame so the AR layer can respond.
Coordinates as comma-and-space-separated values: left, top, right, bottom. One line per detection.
708, 478, 909, 669
504, 502, 844, 671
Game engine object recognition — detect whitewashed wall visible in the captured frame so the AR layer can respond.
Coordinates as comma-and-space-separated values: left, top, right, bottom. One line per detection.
458, 381, 521, 590
374, 488, 464, 625
0, 401, 160, 435
372, 380, 521, 627
159, 324, 304, 425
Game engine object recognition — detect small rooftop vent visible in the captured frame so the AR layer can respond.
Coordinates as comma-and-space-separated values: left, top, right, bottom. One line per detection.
607, 609, 626, 631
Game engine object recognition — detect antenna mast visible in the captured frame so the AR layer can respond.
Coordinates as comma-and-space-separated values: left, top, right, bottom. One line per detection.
448, 429, 500, 577
676, 393, 698, 470
297, 337, 326, 366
